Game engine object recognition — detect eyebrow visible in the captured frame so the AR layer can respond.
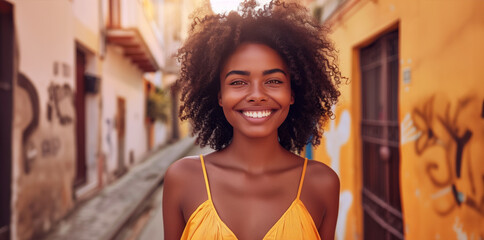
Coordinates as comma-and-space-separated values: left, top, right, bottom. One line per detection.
263, 68, 287, 76
225, 70, 250, 79
224, 68, 287, 79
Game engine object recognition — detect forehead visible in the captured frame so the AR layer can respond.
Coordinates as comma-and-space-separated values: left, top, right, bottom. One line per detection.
221, 43, 287, 73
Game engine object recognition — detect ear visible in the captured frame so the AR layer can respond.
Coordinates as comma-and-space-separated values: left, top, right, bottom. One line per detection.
218, 92, 223, 106
290, 91, 295, 105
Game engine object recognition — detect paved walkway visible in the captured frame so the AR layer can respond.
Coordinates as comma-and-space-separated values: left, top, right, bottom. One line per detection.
136, 145, 214, 240
43, 137, 197, 240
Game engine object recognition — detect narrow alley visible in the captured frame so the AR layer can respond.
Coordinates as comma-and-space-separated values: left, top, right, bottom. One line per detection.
1, 0, 483, 240
42, 138, 213, 240
117, 145, 214, 240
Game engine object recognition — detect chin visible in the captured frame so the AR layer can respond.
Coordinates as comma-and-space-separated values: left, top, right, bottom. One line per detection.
236, 128, 278, 139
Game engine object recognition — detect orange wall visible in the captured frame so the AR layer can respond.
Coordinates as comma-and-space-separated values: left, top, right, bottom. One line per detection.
313, 0, 484, 239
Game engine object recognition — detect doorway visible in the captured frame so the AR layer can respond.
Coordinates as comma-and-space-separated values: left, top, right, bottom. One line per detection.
144, 80, 154, 150
0, 1, 13, 239
116, 97, 127, 176
360, 30, 403, 240
75, 49, 87, 187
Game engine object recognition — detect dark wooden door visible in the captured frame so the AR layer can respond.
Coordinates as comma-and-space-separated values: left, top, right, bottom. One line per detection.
116, 97, 127, 176
75, 49, 87, 187
170, 85, 179, 140
0, 2, 13, 239
144, 80, 154, 150
360, 30, 403, 240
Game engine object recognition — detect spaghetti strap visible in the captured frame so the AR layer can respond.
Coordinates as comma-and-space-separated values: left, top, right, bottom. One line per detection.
296, 158, 308, 200
181, 156, 321, 240
200, 154, 212, 201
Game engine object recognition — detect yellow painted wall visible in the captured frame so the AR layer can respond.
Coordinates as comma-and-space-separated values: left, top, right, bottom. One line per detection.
313, 0, 484, 239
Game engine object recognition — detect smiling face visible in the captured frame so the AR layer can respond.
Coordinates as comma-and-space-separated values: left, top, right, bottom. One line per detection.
219, 43, 294, 140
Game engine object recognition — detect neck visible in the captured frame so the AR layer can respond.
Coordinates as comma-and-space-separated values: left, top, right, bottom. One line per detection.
222, 131, 288, 174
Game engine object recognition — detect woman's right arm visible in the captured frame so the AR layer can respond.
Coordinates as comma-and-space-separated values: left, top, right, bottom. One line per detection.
163, 161, 187, 240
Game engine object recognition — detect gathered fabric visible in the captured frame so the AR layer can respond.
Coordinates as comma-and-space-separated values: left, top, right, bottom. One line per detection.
180, 155, 321, 240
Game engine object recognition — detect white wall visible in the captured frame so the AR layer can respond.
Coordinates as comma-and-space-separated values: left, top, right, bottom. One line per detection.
121, 0, 165, 68
72, 0, 99, 31
9, 0, 76, 239
154, 121, 169, 146
72, 0, 100, 52
7, 0, 154, 238
102, 45, 147, 174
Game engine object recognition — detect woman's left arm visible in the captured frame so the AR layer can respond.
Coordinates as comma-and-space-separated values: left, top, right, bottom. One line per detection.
317, 169, 340, 239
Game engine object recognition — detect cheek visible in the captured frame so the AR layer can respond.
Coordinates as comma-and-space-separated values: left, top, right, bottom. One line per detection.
219, 91, 237, 121
221, 105, 237, 128
276, 88, 294, 106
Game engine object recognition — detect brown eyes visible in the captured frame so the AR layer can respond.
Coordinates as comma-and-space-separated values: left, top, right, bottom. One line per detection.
229, 79, 283, 86
266, 79, 283, 84
229, 80, 246, 85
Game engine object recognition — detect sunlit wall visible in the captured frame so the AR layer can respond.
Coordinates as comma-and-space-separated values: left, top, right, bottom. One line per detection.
313, 0, 484, 239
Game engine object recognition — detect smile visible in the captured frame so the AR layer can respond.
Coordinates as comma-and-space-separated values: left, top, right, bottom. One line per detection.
242, 110, 272, 118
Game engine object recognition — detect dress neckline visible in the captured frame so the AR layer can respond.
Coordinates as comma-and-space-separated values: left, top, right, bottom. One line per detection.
198, 155, 309, 239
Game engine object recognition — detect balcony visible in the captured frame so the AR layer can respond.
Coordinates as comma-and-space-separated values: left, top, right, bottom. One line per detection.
106, 0, 164, 73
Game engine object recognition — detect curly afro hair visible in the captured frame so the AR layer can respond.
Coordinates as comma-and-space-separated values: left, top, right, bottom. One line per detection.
176, 0, 343, 152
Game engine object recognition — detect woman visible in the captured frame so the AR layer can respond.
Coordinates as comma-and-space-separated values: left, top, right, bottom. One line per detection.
163, 1, 343, 239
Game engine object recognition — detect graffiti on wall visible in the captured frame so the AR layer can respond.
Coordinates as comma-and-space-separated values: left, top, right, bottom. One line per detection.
409, 95, 484, 217
41, 137, 61, 157
18, 61, 74, 174
53, 61, 71, 78
324, 108, 352, 240
18, 72, 40, 173
401, 113, 421, 145
325, 109, 351, 175
105, 118, 114, 159
46, 82, 74, 125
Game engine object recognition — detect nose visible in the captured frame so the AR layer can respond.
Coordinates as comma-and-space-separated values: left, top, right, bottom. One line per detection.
246, 83, 267, 103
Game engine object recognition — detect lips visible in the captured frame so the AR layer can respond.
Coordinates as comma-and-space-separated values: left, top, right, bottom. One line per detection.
242, 110, 272, 118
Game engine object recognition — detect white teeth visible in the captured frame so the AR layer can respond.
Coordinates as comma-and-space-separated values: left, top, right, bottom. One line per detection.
242, 110, 272, 118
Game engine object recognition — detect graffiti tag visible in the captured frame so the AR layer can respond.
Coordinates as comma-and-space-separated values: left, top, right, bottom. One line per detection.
412, 96, 484, 216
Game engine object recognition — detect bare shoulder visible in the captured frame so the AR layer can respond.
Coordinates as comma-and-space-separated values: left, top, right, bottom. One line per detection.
163, 156, 204, 207
164, 155, 202, 186
163, 156, 203, 239
304, 160, 340, 201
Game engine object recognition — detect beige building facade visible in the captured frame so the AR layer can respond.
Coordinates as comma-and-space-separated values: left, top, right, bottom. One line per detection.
1, 0, 180, 239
